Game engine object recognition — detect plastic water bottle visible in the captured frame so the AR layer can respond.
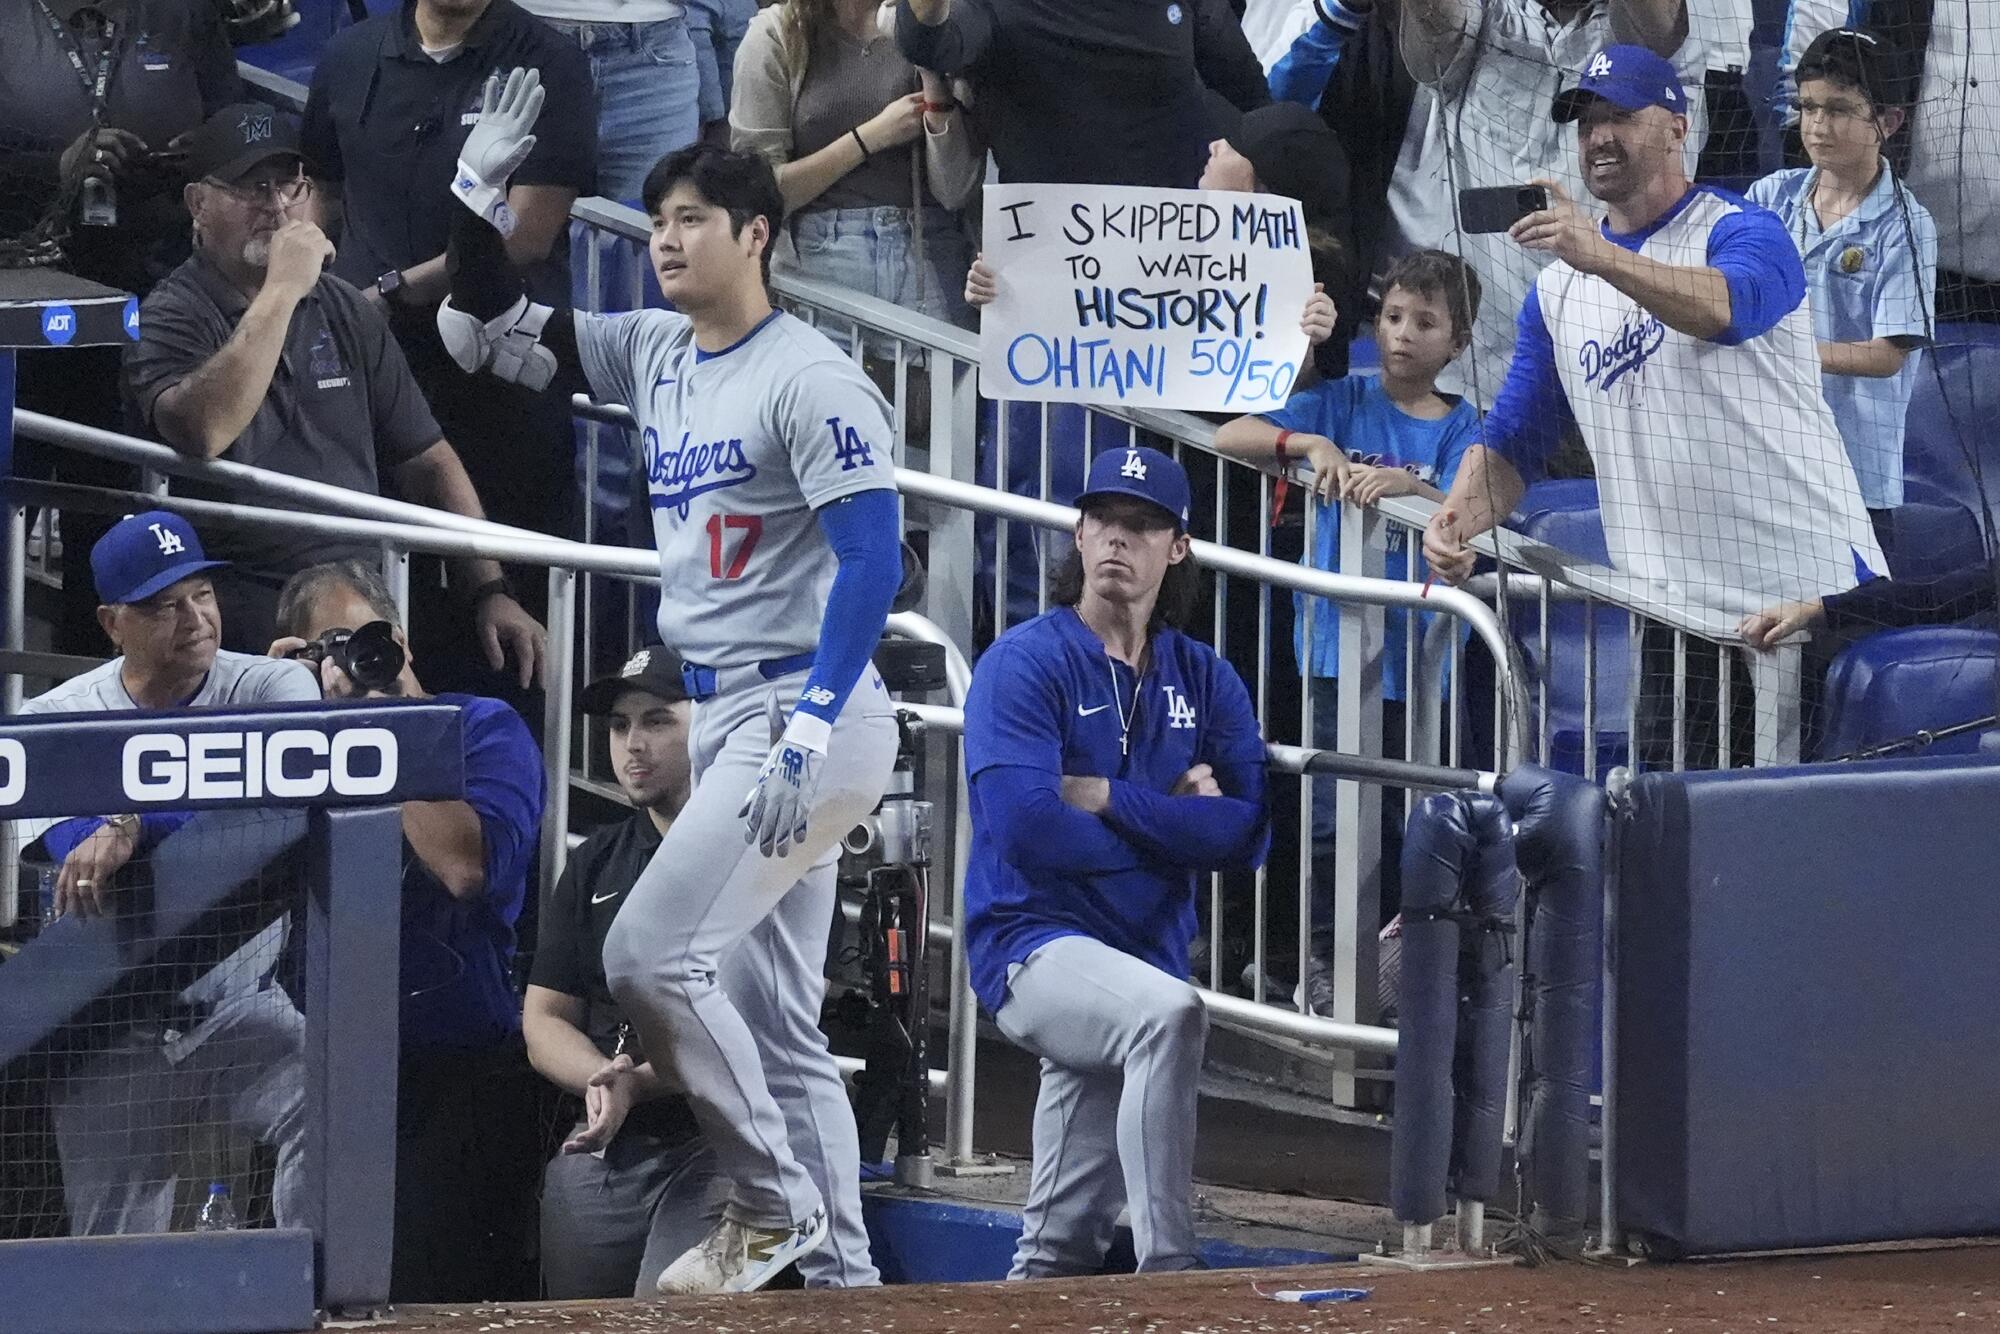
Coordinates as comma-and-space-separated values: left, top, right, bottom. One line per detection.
196, 1183, 240, 1232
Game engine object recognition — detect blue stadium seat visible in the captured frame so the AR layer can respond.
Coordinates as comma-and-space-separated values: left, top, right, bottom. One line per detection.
1874, 496, 1988, 583
1901, 337, 2000, 518
1814, 625, 2000, 760
1507, 489, 1632, 776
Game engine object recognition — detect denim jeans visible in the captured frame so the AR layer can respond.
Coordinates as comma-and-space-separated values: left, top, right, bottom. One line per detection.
549, 17, 701, 203
684, 0, 755, 125
779, 205, 976, 336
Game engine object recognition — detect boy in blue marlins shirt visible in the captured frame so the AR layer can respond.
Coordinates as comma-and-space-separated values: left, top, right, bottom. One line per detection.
1747, 27, 1936, 544
1213, 248, 1482, 1016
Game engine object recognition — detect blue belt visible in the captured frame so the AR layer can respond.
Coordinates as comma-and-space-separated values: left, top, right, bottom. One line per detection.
679, 651, 816, 702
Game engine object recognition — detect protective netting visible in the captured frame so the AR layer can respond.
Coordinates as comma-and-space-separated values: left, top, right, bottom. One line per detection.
0, 811, 308, 1240
1408, 1, 2000, 773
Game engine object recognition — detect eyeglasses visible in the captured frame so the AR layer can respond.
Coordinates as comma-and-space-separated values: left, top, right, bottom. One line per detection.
207, 175, 313, 206
1798, 98, 1874, 124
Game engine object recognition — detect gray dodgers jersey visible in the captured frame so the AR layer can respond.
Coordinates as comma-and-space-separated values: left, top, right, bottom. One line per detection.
576, 308, 898, 670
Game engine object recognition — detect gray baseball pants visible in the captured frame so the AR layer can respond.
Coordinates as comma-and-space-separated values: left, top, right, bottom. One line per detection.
50, 989, 307, 1236
995, 934, 1209, 1278
603, 670, 897, 1242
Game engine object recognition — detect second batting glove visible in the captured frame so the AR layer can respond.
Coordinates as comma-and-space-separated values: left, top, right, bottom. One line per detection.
739, 693, 829, 859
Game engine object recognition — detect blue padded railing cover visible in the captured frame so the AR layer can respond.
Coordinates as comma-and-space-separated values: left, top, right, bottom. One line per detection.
1616, 757, 2000, 1254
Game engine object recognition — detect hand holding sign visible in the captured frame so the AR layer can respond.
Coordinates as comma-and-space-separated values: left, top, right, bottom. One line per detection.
977, 184, 1317, 413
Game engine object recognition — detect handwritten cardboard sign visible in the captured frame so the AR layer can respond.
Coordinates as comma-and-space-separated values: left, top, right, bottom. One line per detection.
977, 183, 1316, 412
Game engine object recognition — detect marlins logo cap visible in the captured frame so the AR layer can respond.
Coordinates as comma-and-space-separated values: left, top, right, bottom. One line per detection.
1076, 446, 1193, 532
182, 103, 309, 183
1553, 45, 1688, 122
581, 646, 690, 714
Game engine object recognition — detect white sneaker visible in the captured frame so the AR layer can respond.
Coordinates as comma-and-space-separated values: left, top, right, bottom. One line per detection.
656, 1208, 828, 1296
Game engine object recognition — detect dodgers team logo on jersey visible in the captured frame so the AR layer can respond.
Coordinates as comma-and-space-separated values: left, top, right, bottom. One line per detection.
645, 426, 759, 518
1162, 685, 1197, 729
1579, 310, 1665, 393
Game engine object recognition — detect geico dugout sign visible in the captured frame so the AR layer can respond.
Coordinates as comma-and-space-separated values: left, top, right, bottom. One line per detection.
122, 728, 400, 802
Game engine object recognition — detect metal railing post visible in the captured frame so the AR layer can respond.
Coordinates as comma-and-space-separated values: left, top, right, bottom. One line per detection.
540, 568, 578, 893
0, 504, 23, 929
1330, 501, 1386, 1104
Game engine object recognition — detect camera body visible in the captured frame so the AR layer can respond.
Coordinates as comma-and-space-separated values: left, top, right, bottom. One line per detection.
286, 620, 407, 696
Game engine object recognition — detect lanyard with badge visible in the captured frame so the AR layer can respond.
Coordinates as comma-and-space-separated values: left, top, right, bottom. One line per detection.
37, 0, 126, 226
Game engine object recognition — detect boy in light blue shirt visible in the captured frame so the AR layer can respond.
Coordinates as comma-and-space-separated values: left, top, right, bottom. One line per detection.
1747, 27, 1937, 534
1214, 248, 1482, 1015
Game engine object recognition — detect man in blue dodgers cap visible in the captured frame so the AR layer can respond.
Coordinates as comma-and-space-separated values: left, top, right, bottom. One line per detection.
960, 445, 1270, 1277
15, 510, 319, 1235
1422, 44, 1883, 771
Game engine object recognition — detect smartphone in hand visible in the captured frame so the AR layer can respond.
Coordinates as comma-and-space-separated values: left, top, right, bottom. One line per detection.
1458, 184, 1551, 234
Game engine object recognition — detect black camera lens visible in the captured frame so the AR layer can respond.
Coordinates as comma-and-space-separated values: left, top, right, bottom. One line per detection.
334, 620, 406, 695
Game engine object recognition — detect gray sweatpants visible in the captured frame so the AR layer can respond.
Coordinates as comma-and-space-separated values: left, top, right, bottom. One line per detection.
995, 935, 1209, 1277
539, 1127, 722, 1298
603, 669, 897, 1241
50, 990, 307, 1236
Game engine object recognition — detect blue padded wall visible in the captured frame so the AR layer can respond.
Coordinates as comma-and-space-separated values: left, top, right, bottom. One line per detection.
1616, 758, 2000, 1255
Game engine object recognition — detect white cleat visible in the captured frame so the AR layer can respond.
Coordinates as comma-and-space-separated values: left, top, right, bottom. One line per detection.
656, 1208, 829, 1296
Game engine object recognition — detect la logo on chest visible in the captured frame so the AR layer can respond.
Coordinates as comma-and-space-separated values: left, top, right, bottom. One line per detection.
1162, 684, 1196, 730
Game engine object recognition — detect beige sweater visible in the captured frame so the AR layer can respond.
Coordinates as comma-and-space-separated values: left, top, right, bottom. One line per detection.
728, 4, 983, 213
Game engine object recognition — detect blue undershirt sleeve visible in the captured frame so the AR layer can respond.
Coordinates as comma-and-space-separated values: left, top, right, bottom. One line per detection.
1479, 289, 1571, 484
1706, 203, 1807, 346
799, 488, 904, 730
1268, 3, 1367, 108
39, 813, 194, 864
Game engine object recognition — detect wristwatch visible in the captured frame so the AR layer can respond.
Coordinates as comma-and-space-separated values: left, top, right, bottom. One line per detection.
375, 269, 405, 303
105, 813, 140, 841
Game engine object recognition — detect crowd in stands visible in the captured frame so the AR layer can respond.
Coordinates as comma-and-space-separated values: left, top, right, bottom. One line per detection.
3, 0, 1996, 1300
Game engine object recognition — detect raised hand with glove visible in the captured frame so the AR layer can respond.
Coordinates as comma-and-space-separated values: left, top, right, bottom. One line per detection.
739, 693, 828, 859
451, 66, 545, 237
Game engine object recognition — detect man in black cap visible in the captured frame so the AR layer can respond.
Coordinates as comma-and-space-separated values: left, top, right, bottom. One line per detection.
122, 103, 546, 683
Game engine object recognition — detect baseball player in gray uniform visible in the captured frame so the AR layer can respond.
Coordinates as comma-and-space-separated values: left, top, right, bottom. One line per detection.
434, 70, 900, 1294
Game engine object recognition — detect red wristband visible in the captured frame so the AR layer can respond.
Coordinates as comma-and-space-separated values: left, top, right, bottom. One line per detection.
922, 100, 958, 114
1274, 429, 1294, 462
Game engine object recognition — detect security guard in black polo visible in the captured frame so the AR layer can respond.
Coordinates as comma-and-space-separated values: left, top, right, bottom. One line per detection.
300, 0, 595, 691
526, 647, 718, 1298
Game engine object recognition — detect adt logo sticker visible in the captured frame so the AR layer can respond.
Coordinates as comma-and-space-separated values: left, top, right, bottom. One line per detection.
41, 305, 76, 346
1166, 2, 1184, 22
122, 297, 140, 341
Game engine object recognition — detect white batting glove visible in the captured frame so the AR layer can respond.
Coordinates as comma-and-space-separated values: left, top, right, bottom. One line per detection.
452, 67, 544, 237
739, 694, 830, 859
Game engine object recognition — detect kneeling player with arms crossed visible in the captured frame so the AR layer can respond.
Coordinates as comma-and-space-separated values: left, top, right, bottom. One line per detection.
964, 446, 1270, 1276
437, 70, 899, 1294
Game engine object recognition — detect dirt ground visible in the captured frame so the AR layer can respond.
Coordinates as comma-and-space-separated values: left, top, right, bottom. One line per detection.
336, 1245, 2000, 1334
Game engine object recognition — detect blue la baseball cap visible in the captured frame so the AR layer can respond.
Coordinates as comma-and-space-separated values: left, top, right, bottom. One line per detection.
1077, 446, 1192, 532
1553, 45, 1688, 122
91, 510, 229, 605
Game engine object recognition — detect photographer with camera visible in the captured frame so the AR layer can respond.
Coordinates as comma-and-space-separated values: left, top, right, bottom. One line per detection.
267, 559, 547, 1301
15, 510, 317, 1237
